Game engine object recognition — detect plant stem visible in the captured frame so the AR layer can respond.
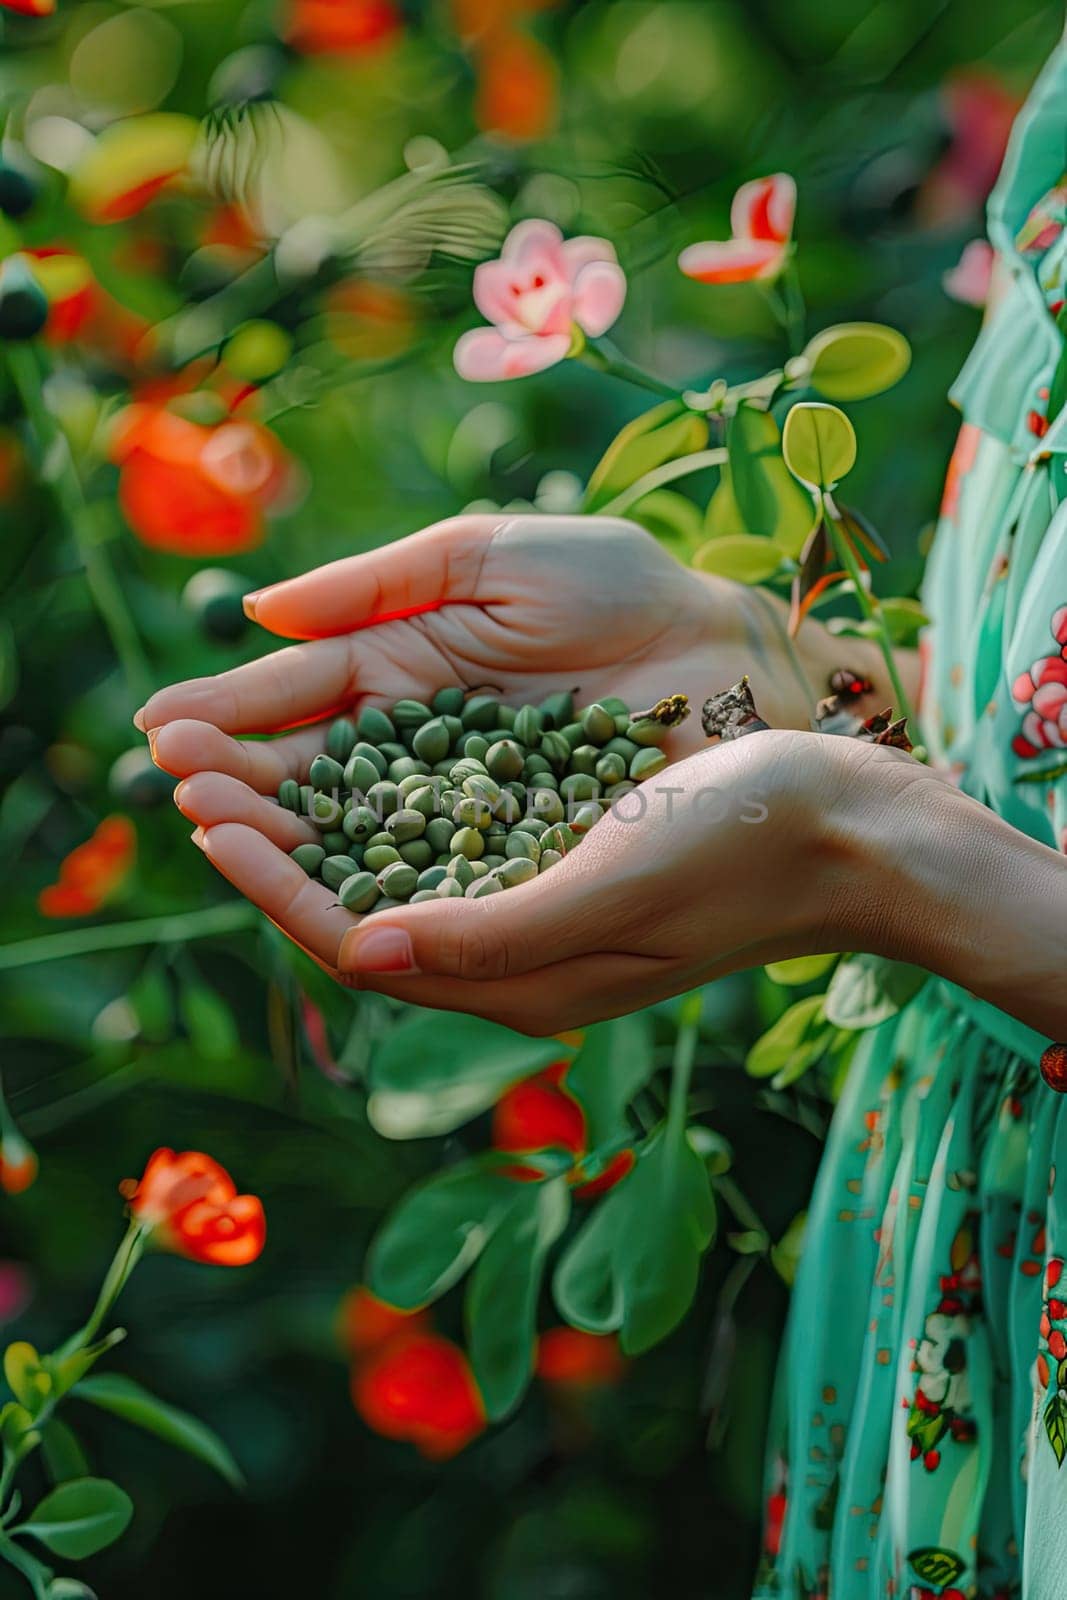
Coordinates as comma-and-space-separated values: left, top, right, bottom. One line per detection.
667, 992, 703, 1140
72, 1220, 147, 1352
824, 506, 914, 726
580, 340, 685, 402
596, 447, 727, 517
0, 902, 259, 972
6, 343, 152, 706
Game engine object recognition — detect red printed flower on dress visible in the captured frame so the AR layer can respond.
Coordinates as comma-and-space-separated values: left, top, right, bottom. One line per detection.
1010, 604, 1067, 759
120, 1148, 266, 1267
678, 174, 796, 286
453, 220, 626, 382
1036, 1256, 1067, 1465
904, 1219, 980, 1472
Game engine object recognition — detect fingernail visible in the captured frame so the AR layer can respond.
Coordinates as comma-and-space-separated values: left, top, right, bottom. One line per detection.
133, 707, 148, 732
190, 826, 206, 849
242, 590, 262, 620
173, 780, 189, 813
146, 727, 161, 760
341, 926, 418, 975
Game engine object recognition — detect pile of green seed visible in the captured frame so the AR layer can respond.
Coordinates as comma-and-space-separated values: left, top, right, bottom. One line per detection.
279, 688, 672, 916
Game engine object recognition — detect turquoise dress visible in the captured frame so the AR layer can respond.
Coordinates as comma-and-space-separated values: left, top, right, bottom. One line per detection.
754, 42, 1067, 1600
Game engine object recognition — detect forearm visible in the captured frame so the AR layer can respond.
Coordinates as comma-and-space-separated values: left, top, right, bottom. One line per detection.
831, 754, 1067, 1039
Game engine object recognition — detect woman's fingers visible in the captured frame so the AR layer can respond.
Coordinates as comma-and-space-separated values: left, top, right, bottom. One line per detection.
243, 514, 504, 641
136, 637, 355, 736
174, 772, 317, 850
195, 823, 351, 969
149, 719, 325, 791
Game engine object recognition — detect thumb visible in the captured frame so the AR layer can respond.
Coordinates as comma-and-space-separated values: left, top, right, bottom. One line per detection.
337, 867, 607, 984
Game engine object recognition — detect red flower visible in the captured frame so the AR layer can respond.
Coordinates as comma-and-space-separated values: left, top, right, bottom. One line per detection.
0, 1133, 37, 1196
492, 1061, 585, 1180
475, 28, 558, 143
0, 0, 55, 13
287, 0, 402, 55
339, 1286, 429, 1358
120, 1148, 266, 1267
678, 174, 796, 286
38, 815, 135, 919
352, 1332, 485, 1459
535, 1327, 626, 1388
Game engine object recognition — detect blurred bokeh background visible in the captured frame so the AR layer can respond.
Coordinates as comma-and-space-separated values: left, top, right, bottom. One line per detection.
0, 0, 1060, 1595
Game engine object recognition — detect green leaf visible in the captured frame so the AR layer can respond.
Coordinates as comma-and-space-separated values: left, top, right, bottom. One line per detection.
4, 1343, 50, 1414
566, 1015, 654, 1147
17, 1477, 133, 1560
466, 1179, 570, 1419
823, 955, 927, 1030
627, 488, 705, 557
725, 403, 819, 556
368, 1158, 520, 1310
554, 1122, 716, 1355
47, 1582, 97, 1600
802, 321, 911, 401
876, 596, 929, 646
745, 995, 832, 1081
40, 1420, 90, 1484
178, 981, 239, 1062
782, 402, 856, 491
702, 463, 739, 540
584, 401, 708, 511
1045, 1392, 1067, 1468
770, 1211, 806, 1285
74, 1374, 242, 1489
907, 1547, 966, 1587
366, 1080, 502, 1140
692, 534, 787, 583
763, 954, 837, 987
370, 1011, 568, 1097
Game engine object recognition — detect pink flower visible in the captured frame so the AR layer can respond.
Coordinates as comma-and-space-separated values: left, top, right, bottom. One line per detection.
453, 220, 626, 382
678, 173, 796, 286
1011, 605, 1067, 758
943, 239, 994, 307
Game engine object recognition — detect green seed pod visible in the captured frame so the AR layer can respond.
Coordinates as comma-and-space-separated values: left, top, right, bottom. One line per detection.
400, 771, 444, 799
364, 843, 402, 873
482, 853, 506, 870
399, 840, 433, 869
406, 784, 441, 819
357, 706, 395, 743
388, 757, 431, 784
541, 823, 577, 856
460, 732, 491, 762
461, 773, 501, 806
351, 741, 389, 776
391, 699, 433, 729
343, 804, 379, 844
366, 780, 401, 818
560, 772, 601, 804
441, 714, 464, 746
432, 686, 466, 716
484, 827, 508, 850
325, 718, 357, 763
569, 802, 602, 835
466, 875, 503, 898
539, 848, 563, 872
540, 730, 571, 767
365, 830, 394, 850
290, 843, 325, 875
386, 808, 427, 843
538, 690, 574, 729
600, 736, 640, 764
605, 780, 637, 801
310, 793, 344, 830
378, 741, 407, 763
425, 816, 457, 853
445, 855, 475, 888
432, 759, 456, 778
377, 861, 418, 900
497, 704, 517, 730
450, 756, 488, 784
630, 747, 668, 780
614, 713, 630, 734
434, 853, 452, 867
627, 718, 669, 747
505, 830, 541, 863
412, 717, 451, 764
310, 753, 345, 791
518, 816, 549, 838
595, 752, 627, 785
529, 789, 565, 825
522, 753, 553, 780
436, 877, 465, 898
322, 830, 350, 855
492, 789, 523, 826
450, 826, 486, 860
513, 705, 543, 746
417, 865, 448, 892
299, 784, 314, 816
580, 702, 616, 744
339, 871, 380, 913
495, 857, 538, 889
559, 721, 584, 750
568, 744, 601, 777
600, 696, 630, 718
454, 796, 493, 831
367, 896, 404, 914
322, 853, 363, 891
409, 890, 438, 903
460, 694, 499, 731
279, 778, 300, 813
344, 754, 381, 795
486, 739, 524, 782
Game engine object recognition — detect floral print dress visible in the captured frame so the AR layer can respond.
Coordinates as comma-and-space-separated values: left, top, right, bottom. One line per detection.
754, 40, 1067, 1600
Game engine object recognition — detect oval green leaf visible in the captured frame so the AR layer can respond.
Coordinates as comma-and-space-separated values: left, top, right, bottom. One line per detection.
763, 953, 837, 987
368, 1158, 519, 1310
803, 321, 911, 401
692, 534, 787, 583
745, 995, 831, 1080
726, 403, 820, 556
782, 402, 856, 491
18, 1476, 133, 1559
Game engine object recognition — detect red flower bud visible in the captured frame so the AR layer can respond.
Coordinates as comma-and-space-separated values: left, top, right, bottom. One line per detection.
352, 1332, 485, 1459
121, 1148, 265, 1267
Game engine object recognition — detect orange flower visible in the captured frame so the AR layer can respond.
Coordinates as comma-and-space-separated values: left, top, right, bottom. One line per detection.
0, 0, 55, 13
108, 404, 292, 556
678, 173, 796, 286
339, 1286, 430, 1358
535, 1327, 626, 1387
0, 1133, 38, 1197
475, 28, 558, 142
351, 1331, 485, 1458
38, 816, 136, 919
287, 0, 402, 55
120, 1148, 266, 1267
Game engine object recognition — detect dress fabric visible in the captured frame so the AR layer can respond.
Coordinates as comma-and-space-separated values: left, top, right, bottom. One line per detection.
753, 42, 1067, 1600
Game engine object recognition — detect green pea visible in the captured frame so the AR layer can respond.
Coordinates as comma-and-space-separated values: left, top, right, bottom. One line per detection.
483, 831, 508, 855
540, 730, 571, 767
505, 830, 541, 863
388, 757, 431, 784
513, 705, 543, 746
309, 753, 344, 791
454, 796, 493, 830
486, 739, 524, 782
460, 694, 498, 732
343, 805, 380, 845
468, 859, 489, 879
580, 702, 615, 744
298, 784, 314, 816
613, 713, 630, 734
450, 756, 488, 783
441, 714, 464, 746
409, 890, 438, 903
322, 830, 350, 855
350, 740, 388, 777
492, 788, 523, 826
310, 793, 344, 830
460, 732, 491, 761
378, 741, 407, 763
290, 843, 325, 875
569, 744, 601, 776
366, 781, 401, 817
398, 839, 433, 869
326, 718, 357, 763
377, 861, 418, 899
600, 736, 640, 764
630, 747, 668, 780
462, 773, 501, 806
364, 843, 402, 873
445, 855, 475, 888
387, 808, 427, 843
539, 848, 562, 872
559, 721, 584, 750
344, 754, 382, 795
432, 686, 466, 716
560, 773, 601, 804
392, 698, 433, 729
365, 831, 394, 850
436, 877, 465, 898
538, 690, 574, 729
417, 865, 448, 892
482, 854, 506, 870
322, 853, 364, 891
541, 823, 577, 855
366, 896, 403, 914
599, 696, 630, 718
450, 827, 485, 860
529, 789, 564, 825
356, 706, 395, 743
627, 718, 669, 747
406, 784, 441, 819
605, 780, 637, 800
595, 752, 627, 785
465, 875, 503, 898
279, 778, 300, 813
339, 871, 380, 913
494, 857, 538, 888
518, 816, 549, 838
425, 816, 457, 853
569, 802, 602, 835
523, 753, 553, 779
412, 717, 451, 763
